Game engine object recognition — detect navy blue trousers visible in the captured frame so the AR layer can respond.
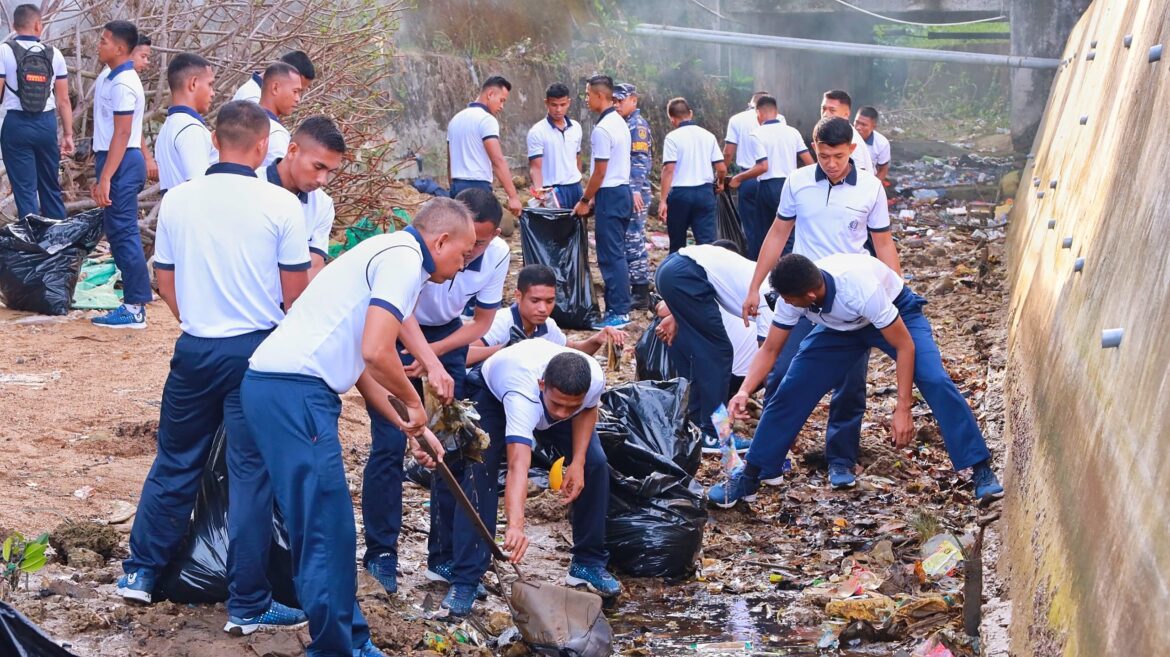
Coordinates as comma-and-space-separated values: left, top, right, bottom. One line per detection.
736, 178, 760, 259
655, 253, 732, 437
0, 110, 65, 219
746, 289, 992, 473
240, 371, 370, 657
95, 149, 151, 304
451, 179, 492, 197
757, 177, 795, 255
595, 185, 632, 315
666, 184, 716, 253
361, 318, 468, 568
553, 182, 583, 209
453, 384, 610, 586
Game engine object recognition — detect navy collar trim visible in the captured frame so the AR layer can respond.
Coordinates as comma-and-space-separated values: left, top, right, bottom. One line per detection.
863, 132, 875, 145
763, 119, 782, 125
265, 159, 308, 203
511, 304, 549, 338
546, 115, 572, 133
107, 60, 135, 80
678, 120, 695, 127
403, 225, 437, 274
206, 162, 258, 178
809, 271, 837, 315
539, 390, 560, 425
13, 35, 39, 42
599, 106, 618, 121
251, 71, 263, 87
465, 252, 484, 272
167, 105, 207, 125
814, 159, 858, 185
263, 107, 281, 123
469, 102, 490, 112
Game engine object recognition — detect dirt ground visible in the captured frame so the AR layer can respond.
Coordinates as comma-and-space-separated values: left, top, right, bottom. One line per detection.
1, 134, 1016, 657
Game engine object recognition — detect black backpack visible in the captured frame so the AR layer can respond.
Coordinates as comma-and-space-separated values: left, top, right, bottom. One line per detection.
5, 39, 54, 113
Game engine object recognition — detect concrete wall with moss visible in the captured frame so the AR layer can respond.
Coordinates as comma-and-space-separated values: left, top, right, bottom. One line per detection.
1004, 1, 1170, 654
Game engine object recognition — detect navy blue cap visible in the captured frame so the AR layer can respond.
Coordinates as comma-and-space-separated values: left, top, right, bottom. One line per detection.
613, 83, 637, 100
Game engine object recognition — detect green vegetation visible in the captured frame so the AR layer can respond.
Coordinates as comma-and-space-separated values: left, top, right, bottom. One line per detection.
2, 532, 49, 599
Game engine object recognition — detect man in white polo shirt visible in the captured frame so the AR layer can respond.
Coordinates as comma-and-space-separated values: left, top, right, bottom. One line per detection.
155, 53, 216, 193
527, 82, 583, 208
743, 116, 900, 489
723, 91, 769, 247
443, 340, 620, 617
854, 106, 891, 183
116, 102, 311, 640
711, 253, 1003, 506
573, 74, 633, 330
447, 75, 522, 216
820, 89, 873, 175
261, 116, 345, 279
358, 188, 508, 596
240, 197, 475, 657
257, 62, 301, 167
659, 97, 726, 254
728, 95, 812, 259
232, 50, 315, 104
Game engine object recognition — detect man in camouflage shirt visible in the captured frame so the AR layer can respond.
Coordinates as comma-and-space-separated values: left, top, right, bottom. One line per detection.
615, 83, 651, 310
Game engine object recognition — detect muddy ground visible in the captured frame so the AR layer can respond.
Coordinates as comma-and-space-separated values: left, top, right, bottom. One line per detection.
1, 131, 1016, 657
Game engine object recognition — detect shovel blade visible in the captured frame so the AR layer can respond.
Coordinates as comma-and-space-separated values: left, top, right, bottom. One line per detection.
509, 579, 613, 657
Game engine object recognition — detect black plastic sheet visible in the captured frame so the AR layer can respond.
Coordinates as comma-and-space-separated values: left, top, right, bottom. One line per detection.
634, 317, 678, 383
0, 209, 103, 315
519, 208, 600, 330
716, 190, 747, 255
154, 425, 299, 607
0, 601, 80, 657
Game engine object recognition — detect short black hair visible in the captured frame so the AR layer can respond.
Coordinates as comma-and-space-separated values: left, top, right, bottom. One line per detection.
104, 20, 139, 51
136, 34, 152, 48
263, 61, 300, 88
667, 97, 691, 119
517, 264, 558, 292
712, 239, 741, 255
280, 50, 315, 81
215, 100, 271, 151
769, 254, 823, 298
13, 4, 40, 30
167, 52, 211, 92
454, 187, 502, 227
755, 95, 778, 111
813, 116, 854, 147
293, 115, 346, 153
750, 91, 770, 103
482, 75, 512, 92
543, 352, 593, 396
546, 82, 571, 100
823, 89, 852, 109
858, 106, 879, 122
587, 74, 614, 95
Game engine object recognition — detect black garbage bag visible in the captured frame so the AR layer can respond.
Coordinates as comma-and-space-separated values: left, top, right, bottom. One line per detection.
519, 208, 600, 330
634, 317, 678, 383
154, 425, 298, 607
716, 190, 747, 255
0, 600, 81, 657
0, 209, 103, 315
597, 379, 701, 477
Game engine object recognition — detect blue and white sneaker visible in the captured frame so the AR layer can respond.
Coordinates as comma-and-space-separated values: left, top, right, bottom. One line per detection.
701, 433, 753, 455
366, 553, 397, 594
591, 313, 630, 330
92, 304, 146, 329
829, 464, 858, 489
707, 466, 761, 508
441, 583, 478, 617
223, 600, 308, 636
354, 639, 388, 657
115, 568, 156, 604
565, 562, 622, 597
972, 461, 1004, 500
425, 562, 488, 599
759, 459, 791, 487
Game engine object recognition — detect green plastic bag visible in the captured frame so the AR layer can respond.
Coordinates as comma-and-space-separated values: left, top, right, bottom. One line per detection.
71, 259, 122, 310
327, 209, 412, 259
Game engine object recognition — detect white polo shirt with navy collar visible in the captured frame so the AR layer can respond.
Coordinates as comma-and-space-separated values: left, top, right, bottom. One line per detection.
156, 105, 217, 192
413, 236, 509, 327
772, 253, 906, 332
850, 129, 874, 173
153, 162, 309, 339
526, 115, 582, 187
590, 107, 631, 188
480, 303, 568, 348
93, 60, 144, 151
724, 108, 759, 169
447, 102, 500, 182
249, 226, 436, 393
777, 161, 890, 262
677, 244, 775, 339
662, 121, 723, 188
260, 159, 335, 261
746, 119, 808, 181
231, 71, 263, 104
0, 36, 69, 112
481, 339, 605, 449
262, 108, 290, 167
865, 129, 891, 167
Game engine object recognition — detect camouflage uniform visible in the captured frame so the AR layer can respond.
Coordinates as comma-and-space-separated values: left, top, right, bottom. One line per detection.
626, 108, 652, 286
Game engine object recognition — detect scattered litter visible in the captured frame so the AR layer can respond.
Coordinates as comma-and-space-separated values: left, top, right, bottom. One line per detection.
920, 534, 964, 577
0, 372, 60, 387
72, 486, 95, 500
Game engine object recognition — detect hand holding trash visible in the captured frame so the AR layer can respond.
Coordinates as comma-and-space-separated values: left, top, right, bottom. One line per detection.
892, 404, 915, 448
594, 326, 626, 348
560, 461, 586, 504
727, 391, 751, 421
654, 315, 677, 346
503, 523, 529, 563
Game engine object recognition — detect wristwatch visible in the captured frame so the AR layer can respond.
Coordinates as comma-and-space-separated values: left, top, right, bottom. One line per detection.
579, 196, 591, 205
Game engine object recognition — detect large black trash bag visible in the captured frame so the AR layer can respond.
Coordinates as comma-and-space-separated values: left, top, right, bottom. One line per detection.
597, 379, 701, 477
0, 601, 81, 657
0, 209, 103, 315
716, 190, 747, 255
519, 208, 600, 330
154, 425, 298, 607
634, 317, 678, 383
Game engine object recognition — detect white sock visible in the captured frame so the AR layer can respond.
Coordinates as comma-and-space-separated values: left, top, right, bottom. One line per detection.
123, 303, 143, 314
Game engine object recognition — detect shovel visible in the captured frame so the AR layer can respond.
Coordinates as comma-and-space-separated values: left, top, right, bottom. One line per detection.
387, 396, 614, 657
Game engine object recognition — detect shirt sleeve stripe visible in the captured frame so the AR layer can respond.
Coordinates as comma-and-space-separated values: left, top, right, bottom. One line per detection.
772, 320, 797, 330
278, 261, 311, 272
153, 261, 175, 271
777, 214, 796, 222
112, 110, 135, 116
309, 247, 328, 258
369, 298, 405, 322
55, 74, 67, 79
475, 299, 502, 310
868, 225, 892, 233
528, 154, 542, 161
505, 435, 535, 447
593, 157, 609, 162
755, 157, 767, 163
482, 135, 500, 141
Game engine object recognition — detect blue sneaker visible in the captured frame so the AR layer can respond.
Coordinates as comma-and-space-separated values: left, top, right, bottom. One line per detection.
731, 435, 752, 452
354, 639, 388, 657
441, 583, 478, 617
366, 553, 397, 594
92, 304, 146, 330
971, 462, 1004, 500
591, 313, 630, 330
759, 459, 791, 487
565, 562, 622, 597
707, 466, 761, 508
115, 568, 156, 604
424, 561, 453, 583
829, 464, 857, 489
223, 600, 308, 636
